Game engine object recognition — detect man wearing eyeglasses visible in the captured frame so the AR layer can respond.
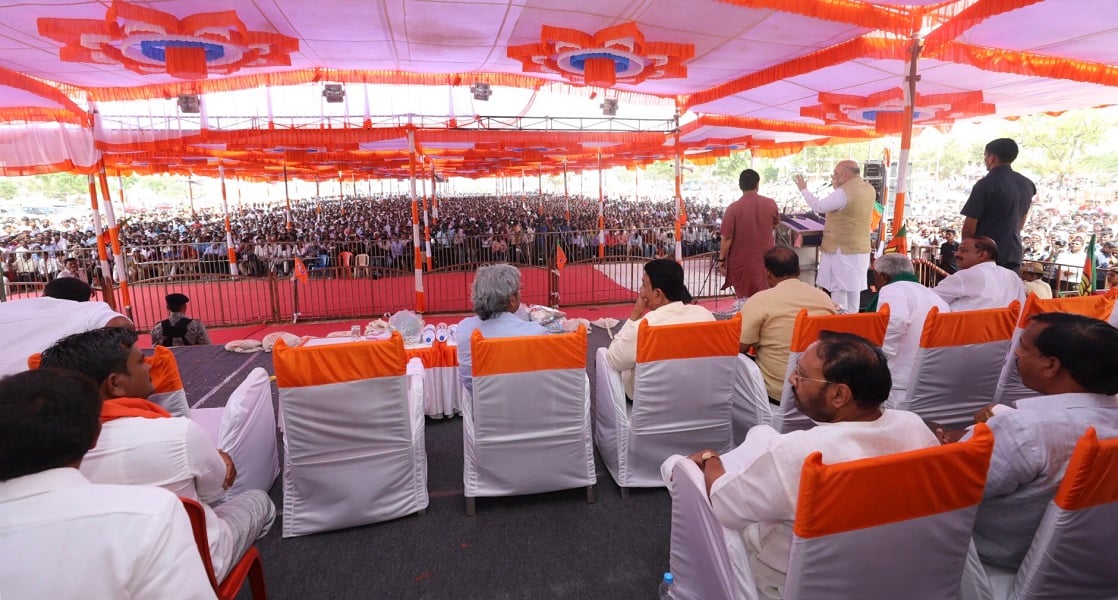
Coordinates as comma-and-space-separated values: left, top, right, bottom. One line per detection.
681, 331, 937, 599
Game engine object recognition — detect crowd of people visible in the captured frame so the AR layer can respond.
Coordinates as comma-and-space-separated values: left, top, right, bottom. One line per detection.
2, 162, 1115, 294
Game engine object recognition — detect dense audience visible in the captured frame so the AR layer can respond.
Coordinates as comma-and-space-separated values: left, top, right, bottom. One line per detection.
3, 172, 1116, 289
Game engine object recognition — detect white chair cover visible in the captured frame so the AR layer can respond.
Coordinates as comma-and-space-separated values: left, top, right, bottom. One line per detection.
463, 326, 595, 502
898, 303, 1018, 428
147, 345, 191, 418
984, 427, 1118, 600
772, 310, 889, 433
274, 333, 427, 538
595, 316, 740, 490
784, 425, 995, 600
993, 294, 1116, 407
190, 367, 280, 498
732, 355, 770, 444
662, 455, 752, 600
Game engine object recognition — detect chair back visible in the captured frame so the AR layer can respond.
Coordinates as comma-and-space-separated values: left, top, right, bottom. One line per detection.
1010, 427, 1118, 599
466, 326, 595, 497
273, 333, 428, 537
218, 367, 279, 497
180, 497, 267, 600
993, 294, 1116, 406
774, 309, 889, 433
784, 424, 994, 600
898, 302, 1018, 427
624, 314, 740, 479
666, 457, 748, 600
148, 345, 191, 417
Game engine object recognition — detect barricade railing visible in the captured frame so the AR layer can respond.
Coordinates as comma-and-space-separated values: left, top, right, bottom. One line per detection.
0, 230, 737, 328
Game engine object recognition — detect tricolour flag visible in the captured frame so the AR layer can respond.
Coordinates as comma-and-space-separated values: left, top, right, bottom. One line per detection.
556, 241, 568, 272
882, 222, 908, 255
870, 200, 884, 232
1079, 234, 1097, 296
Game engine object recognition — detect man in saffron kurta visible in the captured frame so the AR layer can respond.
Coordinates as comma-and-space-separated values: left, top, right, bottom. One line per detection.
720, 169, 780, 305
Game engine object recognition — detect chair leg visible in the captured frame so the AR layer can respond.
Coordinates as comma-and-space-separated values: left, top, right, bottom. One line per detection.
620, 486, 629, 499
247, 554, 267, 600
586, 484, 598, 504
465, 497, 476, 517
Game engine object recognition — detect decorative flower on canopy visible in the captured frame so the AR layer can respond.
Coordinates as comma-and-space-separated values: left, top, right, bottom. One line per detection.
508, 22, 693, 89
38, 0, 298, 80
800, 88, 995, 134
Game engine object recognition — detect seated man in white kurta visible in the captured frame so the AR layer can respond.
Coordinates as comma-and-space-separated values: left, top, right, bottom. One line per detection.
605, 258, 715, 399
932, 236, 1025, 312
0, 369, 215, 599
684, 332, 938, 599
39, 327, 274, 582
868, 253, 950, 407
455, 263, 547, 394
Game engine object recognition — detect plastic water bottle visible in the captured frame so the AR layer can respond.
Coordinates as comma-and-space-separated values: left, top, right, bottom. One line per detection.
658, 572, 675, 599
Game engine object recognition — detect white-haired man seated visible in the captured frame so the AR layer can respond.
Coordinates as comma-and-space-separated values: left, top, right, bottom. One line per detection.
869, 253, 949, 406
455, 264, 547, 394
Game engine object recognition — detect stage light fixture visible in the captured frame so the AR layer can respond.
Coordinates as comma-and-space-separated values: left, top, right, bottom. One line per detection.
177, 94, 201, 113
601, 98, 618, 116
471, 82, 491, 101
322, 83, 345, 103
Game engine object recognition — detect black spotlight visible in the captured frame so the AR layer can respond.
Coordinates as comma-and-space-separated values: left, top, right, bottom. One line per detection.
322, 84, 345, 103
177, 94, 201, 114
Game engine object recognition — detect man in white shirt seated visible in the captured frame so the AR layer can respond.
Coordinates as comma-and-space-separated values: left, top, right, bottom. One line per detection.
605, 258, 715, 399
455, 263, 547, 394
951, 312, 1118, 570
0, 369, 216, 600
683, 331, 938, 599
931, 236, 1026, 311
869, 253, 950, 406
39, 327, 274, 582
0, 277, 132, 378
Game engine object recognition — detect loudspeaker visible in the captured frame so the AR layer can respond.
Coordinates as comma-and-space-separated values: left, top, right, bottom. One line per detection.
863, 160, 885, 205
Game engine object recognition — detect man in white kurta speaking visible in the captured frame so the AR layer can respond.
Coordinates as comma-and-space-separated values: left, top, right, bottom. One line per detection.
794, 161, 875, 314
682, 331, 938, 598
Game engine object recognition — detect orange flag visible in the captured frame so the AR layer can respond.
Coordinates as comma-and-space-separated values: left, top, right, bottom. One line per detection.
293, 256, 309, 284
556, 242, 568, 272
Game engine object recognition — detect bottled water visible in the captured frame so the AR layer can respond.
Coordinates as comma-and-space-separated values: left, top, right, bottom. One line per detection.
658, 572, 675, 599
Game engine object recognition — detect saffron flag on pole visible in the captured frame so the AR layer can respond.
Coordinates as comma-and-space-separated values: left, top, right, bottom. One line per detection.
1079, 234, 1097, 296
882, 222, 908, 255
556, 241, 568, 272
293, 256, 309, 284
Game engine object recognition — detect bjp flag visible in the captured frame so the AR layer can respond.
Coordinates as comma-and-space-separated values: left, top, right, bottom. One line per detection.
556, 242, 568, 272
293, 256, 309, 284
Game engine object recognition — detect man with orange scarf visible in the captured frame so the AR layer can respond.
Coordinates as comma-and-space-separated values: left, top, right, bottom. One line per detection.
40, 327, 274, 582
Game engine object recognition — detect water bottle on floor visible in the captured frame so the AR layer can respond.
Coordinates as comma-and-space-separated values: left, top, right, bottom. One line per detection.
658, 572, 675, 599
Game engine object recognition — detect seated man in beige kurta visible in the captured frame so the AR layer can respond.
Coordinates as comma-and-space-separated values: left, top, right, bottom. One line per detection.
739, 246, 837, 402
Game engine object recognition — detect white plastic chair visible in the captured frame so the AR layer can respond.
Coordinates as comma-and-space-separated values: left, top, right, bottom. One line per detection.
463, 326, 596, 515
595, 315, 740, 495
273, 333, 427, 537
